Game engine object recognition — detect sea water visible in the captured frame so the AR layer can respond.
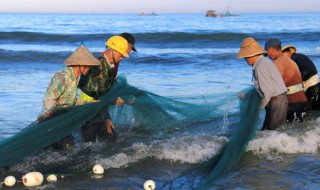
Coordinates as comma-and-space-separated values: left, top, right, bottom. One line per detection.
0, 13, 320, 189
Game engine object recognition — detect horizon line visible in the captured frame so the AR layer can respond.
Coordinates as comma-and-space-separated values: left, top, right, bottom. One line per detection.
0, 11, 319, 15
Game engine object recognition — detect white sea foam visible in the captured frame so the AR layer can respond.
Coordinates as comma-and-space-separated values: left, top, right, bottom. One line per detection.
247, 126, 320, 160
97, 133, 227, 169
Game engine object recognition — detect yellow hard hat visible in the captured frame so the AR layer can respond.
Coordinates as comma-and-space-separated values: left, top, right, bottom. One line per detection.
105, 36, 129, 58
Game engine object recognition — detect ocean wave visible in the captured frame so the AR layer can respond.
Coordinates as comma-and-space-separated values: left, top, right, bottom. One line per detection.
247, 124, 320, 160
0, 47, 239, 65
0, 49, 70, 64
0, 31, 106, 44
95, 133, 227, 169
1, 31, 319, 66
1, 31, 319, 45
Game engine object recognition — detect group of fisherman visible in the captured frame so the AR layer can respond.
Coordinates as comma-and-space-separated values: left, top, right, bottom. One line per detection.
37, 34, 320, 149
38, 33, 137, 149
238, 37, 320, 130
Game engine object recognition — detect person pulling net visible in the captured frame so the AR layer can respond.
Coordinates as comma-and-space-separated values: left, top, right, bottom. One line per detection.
0, 73, 228, 169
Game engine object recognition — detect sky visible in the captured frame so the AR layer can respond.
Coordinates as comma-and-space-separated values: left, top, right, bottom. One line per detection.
0, 0, 319, 14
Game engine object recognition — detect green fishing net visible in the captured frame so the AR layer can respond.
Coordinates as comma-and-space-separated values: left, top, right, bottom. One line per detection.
162, 86, 262, 188
0, 76, 221, 168
0, 76, 261, 188
199, 87, 261, 188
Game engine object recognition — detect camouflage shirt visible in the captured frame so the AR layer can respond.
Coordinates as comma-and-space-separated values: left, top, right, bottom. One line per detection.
39, 67, 78, 117
79, 55, 115, 100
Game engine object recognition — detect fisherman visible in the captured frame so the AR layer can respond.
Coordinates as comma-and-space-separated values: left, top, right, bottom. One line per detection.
112, 33, 137, 81
282, 45, 320, 110
237, 37, 288, 130
265, 39, 308, 122
38, 44, 100, 149
78, 33, 137, 142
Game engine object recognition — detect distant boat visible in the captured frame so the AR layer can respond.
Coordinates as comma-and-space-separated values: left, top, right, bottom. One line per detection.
205, 9, 239, 18
223, 10, 240, 17
139, 11, 159, 16
205, 10, 223, 18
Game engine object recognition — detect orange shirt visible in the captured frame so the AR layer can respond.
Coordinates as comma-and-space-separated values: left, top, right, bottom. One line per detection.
273, 55, 307, 103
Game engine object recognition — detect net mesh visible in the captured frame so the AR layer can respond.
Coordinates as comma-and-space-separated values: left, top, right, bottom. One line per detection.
0, 76, 261, 187
162, 86, 262, 188
199, 87, 261, 188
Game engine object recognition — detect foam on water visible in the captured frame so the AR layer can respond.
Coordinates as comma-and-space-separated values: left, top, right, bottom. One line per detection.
96, 133, 227, 169
1, 12, 320, 189
247, 125, 320, 160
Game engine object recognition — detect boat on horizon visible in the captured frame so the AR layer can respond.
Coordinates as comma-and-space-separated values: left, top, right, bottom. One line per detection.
205, 10, 222, 18
205, 9, 240, 18
139, 11, 159, 16
223, 10, 240, 17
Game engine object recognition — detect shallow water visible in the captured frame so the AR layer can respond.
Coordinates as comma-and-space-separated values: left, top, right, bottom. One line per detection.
1, 13, 320, 189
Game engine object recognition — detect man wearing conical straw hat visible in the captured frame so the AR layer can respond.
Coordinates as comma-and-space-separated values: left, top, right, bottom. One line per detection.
78, 34, 137, 142
265, 39, 308, 122
237, 37, 287, 130
282, 45, 320, 110
37, 44, 100, 149
39, 44, 100, 119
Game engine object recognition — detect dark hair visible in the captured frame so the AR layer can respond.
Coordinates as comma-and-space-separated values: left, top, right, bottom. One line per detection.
119, 32, 137, 52
120, 33, 135, 46
264, 38, 282, 51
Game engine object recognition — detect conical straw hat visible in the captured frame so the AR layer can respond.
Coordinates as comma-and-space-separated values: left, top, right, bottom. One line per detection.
282, 45, 297, 53
64, 44, 100, 66
237, 37, 266, 58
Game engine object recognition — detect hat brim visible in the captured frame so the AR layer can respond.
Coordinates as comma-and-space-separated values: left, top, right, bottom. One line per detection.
64, 45, 101, 66
132, 45, 137, 52
237, 37, 266, 59
237, 50, 266, 59
282, 45, 296, 53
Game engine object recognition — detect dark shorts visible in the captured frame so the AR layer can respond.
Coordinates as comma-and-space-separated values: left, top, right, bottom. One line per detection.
287, 101, 308, 123
262, 93, 288, 130
305, 83, 320, 110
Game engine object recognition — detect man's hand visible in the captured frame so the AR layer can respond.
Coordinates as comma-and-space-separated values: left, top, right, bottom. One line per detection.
105, 119, 115, 135
45, 111, 52, 118
115, 97, 125, 106
238, 93, 245, 100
